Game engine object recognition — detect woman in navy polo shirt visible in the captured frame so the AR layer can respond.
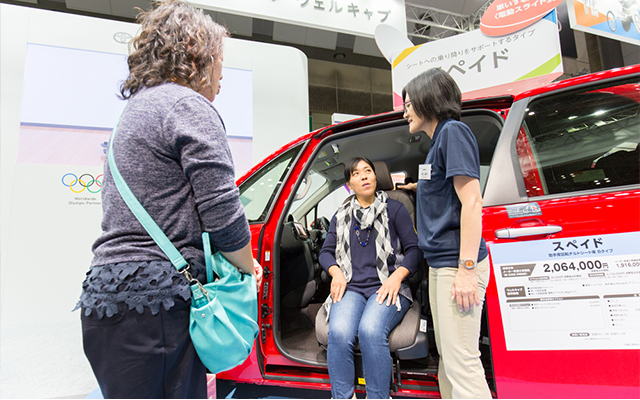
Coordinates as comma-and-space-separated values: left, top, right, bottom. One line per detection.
399, 68, 491, 399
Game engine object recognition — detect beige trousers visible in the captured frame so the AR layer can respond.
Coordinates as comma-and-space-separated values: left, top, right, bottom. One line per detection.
428, 258, 492, 399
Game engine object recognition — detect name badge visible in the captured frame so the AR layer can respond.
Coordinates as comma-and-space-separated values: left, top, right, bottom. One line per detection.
419, 164, 431, 180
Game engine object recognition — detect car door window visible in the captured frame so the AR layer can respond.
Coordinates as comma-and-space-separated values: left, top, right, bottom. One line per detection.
288, 169, 332, 221
519, 79, 640, 197
239, 145, 302, 223
461, 112, 502, 194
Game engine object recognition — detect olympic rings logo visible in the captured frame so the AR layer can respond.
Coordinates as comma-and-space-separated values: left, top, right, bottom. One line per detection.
62, 173, 103, 193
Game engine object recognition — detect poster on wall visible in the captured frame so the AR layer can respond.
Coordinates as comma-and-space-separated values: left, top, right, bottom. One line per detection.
389, 10, 563, 107
566, 0, 640, 46
19, 44, 254, 179
490, 231, 640, 351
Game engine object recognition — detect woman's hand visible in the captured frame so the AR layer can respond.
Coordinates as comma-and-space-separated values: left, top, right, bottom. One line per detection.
397, 182, 417, 192
376, 267, 410, 306
328, 265, 347, 303
451, 175, 483, 313
451, 267, 480, 313
253, 259, 263, 290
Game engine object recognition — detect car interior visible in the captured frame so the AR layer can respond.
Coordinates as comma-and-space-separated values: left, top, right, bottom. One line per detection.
273, 110, 503, 388
266, 80, 640, 389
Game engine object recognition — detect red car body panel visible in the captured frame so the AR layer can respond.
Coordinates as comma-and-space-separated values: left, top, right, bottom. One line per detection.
483, 191, 640, 398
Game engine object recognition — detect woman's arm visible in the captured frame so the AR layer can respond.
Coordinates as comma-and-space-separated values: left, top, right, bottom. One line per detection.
318, 215, 347, 303
221, 243, 263, 289
452, 175, 483, 312
170, 99, 259, 287
318, 215, 339, 273
328, 265, 347, 303
397, 182, 417, 192
376, 266, 410, 306
392, 203, 423, 275
376, 203, 421, 306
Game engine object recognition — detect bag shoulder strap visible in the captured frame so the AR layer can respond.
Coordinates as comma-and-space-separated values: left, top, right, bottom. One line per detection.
201, 231, 214, 283
107, 122, 188, 272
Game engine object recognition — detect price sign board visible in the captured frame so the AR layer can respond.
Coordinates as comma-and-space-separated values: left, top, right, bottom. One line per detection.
490, 231, 640, 351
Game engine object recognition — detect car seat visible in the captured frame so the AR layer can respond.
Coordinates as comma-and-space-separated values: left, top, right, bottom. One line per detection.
373, 161, 416, 225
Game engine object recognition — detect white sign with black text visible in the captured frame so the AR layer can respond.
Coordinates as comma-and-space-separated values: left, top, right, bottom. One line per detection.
190, 0, 406, 38
391, 11, 562, 106
490, 231, 640, 351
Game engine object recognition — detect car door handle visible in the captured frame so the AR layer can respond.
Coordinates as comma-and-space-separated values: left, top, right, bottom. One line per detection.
495, 225, 563, 239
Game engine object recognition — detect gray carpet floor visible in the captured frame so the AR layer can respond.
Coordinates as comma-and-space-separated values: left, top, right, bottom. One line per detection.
280, 303, 327, 363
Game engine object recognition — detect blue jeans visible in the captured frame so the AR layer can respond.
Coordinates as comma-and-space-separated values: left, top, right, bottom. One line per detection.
327, 290, 410, 399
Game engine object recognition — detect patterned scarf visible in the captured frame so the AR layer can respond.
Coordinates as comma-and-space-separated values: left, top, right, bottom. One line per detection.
336, 191, 393, 282
323, 191, 404, 319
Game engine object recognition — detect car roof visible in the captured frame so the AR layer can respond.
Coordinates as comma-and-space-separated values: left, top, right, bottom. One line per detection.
514, 64, 640, 101
238, 64, 640, 185
456, 64, 640, 103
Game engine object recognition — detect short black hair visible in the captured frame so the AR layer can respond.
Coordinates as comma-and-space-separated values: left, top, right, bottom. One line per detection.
402, 68, 462, 121
344, 157, 376, 183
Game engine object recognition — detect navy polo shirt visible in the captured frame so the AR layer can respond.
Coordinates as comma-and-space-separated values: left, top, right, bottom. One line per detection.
416, 118, 488, 268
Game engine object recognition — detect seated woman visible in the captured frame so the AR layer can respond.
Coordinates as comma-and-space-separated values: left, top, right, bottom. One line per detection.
319, 157, 423, 399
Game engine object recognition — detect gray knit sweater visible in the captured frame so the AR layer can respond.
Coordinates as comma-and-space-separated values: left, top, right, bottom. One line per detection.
78, 82, 251, 317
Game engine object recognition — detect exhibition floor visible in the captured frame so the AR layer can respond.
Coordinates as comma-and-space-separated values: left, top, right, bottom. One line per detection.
83, 376, 332, 399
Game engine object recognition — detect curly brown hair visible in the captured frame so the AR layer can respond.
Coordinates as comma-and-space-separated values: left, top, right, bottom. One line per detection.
120, 0, 229, 99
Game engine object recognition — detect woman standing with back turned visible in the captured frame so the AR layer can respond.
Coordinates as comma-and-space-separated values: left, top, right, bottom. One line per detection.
76, 1, 261, 398
399, 68, 492, 399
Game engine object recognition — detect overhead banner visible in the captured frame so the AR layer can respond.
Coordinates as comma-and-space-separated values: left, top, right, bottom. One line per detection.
190, 0, 407, 38
391, 10, 563, 106
566, 0, 640, 46
480, 0, 564, 36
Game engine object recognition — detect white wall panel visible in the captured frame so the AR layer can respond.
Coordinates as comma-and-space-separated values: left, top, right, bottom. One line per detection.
0, 4, 308, 398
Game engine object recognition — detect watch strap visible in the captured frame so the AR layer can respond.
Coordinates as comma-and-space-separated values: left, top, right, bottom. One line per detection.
458, 258, 477, 269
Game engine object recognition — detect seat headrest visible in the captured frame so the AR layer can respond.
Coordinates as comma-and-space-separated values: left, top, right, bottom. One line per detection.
373, 161, 394, 191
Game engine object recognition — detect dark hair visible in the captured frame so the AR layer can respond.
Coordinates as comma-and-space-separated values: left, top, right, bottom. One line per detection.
402, 68, 462, 121
344, 157, 376, 183
120, 0, 229, 99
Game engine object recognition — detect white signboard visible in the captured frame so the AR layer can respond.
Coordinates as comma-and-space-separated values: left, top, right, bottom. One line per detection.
391, 11, 562, 106
190, 0, 407, 38
490, 232, 640, 351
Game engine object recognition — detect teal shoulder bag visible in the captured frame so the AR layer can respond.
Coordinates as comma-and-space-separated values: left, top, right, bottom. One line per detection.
107, 124, 259, 374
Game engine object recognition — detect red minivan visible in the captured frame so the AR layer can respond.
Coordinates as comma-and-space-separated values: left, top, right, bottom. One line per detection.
219, 65, 640, 398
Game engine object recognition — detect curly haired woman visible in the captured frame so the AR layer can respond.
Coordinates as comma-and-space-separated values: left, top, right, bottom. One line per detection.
76, 1, 261, 398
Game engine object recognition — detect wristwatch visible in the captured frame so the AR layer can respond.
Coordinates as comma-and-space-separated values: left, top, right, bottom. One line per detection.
458, 258, 477, 270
